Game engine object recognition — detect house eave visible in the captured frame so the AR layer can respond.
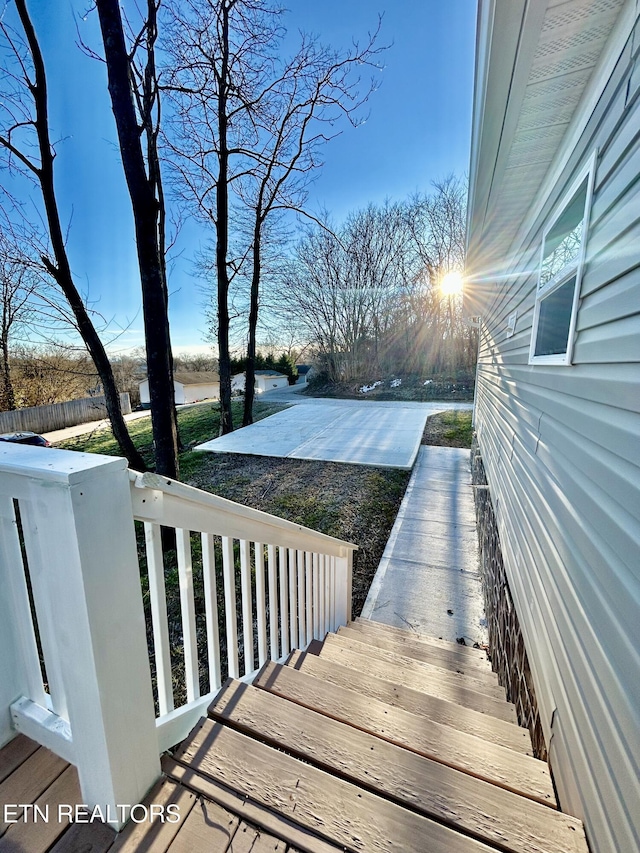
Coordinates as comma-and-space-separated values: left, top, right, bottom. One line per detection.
464, 0, 632, 316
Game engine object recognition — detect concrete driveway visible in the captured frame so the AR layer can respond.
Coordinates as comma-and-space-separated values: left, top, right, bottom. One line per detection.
196, 389, 472, 470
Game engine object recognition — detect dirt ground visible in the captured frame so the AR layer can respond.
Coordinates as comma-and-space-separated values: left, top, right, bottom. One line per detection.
303, 375, 474, 402
185, 452, 410, 616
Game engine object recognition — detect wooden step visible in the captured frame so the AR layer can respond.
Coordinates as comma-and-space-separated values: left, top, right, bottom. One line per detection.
287, 649, 530, 753
254, 661, 555, 806
172, 717, 509, 853
355, 616, 490, 659
113, 777, 290, 853
210, 680, 586, 853
336, 624, 498, 682
320, 633, 505, 700
163, 755, 344, 853
343, 620, 493, 673
314, 634, 515, 721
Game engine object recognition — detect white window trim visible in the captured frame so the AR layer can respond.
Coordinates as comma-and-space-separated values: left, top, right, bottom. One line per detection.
529, 150, 597, 366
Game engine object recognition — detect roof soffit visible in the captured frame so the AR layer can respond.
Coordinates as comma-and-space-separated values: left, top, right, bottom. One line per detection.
467, 0, 627, 286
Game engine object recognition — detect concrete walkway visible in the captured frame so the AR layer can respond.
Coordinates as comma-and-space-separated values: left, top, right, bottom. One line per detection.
361, 445, 488, 646
44, 408, 152, 443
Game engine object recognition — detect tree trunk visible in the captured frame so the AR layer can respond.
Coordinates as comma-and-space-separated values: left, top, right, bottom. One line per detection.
96, 0, 179, 477
14, 0, 146, 471
243, 214, 262, 427
216, 2, 233, 435
143, 0, 181, 452
1, 334, 15, 411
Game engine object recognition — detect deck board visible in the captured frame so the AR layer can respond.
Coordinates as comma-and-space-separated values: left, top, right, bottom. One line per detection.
254, 661, 555, 806
286, 650, 531, 753
337, 622, 494, 674
0, 746, 68, 837
110, 780, 196, 852
166, 796, 238, 852
227, 822, 286, 852
0, 735, 40, 784
321, 632, 506, 700
172, 719, 502, 853
210, 680, 586, 853
0, 764, 81, 853
49, 821, 116, 853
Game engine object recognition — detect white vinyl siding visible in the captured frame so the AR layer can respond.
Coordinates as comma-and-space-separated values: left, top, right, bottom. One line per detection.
474, 22, 640, 853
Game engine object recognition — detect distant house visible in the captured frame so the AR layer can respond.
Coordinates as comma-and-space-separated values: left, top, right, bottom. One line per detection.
231, 370, 289, 394
296, 364, 312, 383
465, 3, 639, 853
139, 371, 220, 407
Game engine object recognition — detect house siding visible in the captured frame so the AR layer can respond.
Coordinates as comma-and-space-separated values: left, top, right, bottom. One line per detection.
474, 23, 640, 853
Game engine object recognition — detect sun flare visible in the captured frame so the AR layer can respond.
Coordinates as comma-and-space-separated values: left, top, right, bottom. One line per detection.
440, 270, 464, 296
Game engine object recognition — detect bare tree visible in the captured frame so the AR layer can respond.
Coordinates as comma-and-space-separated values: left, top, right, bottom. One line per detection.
96, 0, 180, 477
236, 26, 384, 424
0, 226, 41, 410
0, 1, 146, 469
404, 176, 473, 375
279, 182, 475, 383
163, 0, 384, 429
163, 0, 265, 434
408, 176, 467, 285
279, 201, 409, 382
10, 342, 99, 408
173, 351, 218, 372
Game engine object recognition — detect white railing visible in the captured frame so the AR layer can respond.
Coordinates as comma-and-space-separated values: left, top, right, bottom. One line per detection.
0, 444, 356, 828
128, 470, 356, 751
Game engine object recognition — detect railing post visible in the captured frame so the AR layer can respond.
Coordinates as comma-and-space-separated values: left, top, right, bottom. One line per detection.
11, 449, 160, 829
334, 547, 353, 628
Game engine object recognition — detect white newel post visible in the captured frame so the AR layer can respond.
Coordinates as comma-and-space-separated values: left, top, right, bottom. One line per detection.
4, 448, 161, 829
334, 547, 353, 628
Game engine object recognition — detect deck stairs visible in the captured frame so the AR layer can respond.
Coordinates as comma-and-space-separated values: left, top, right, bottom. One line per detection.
0, 618, 589, 853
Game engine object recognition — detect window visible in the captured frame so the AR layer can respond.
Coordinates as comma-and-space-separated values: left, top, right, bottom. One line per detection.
529, 156, 595, 365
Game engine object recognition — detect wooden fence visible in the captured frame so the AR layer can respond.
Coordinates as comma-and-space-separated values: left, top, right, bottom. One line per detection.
0, 393, 131, 435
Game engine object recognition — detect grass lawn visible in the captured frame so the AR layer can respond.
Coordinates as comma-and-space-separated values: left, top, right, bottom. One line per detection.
422, 409, 473, 448
56, 399, 286, 474
185, 452, 409, 616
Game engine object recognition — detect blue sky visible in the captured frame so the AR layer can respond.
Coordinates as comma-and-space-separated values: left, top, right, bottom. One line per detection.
18, 1, 476, 354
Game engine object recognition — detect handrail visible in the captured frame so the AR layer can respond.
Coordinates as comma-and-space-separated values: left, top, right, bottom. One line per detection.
129, 470, 358, 557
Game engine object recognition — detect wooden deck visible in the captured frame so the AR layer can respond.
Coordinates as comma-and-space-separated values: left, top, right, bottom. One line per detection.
0, 619, 589, 853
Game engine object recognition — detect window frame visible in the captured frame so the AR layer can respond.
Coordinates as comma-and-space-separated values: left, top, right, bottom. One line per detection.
529, 151, 597, 366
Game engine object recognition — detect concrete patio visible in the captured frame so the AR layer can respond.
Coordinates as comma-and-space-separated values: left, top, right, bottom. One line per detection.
195, 389, 472, 470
